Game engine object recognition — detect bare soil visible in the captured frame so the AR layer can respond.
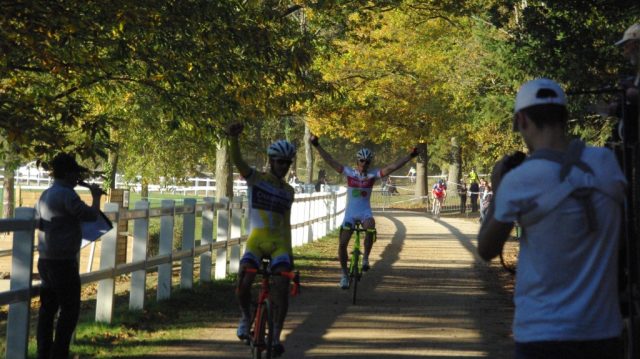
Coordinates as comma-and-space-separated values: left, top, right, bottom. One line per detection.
133, 210, 516, 358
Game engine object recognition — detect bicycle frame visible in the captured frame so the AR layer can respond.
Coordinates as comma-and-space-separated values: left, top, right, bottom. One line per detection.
432, 196, 444, 218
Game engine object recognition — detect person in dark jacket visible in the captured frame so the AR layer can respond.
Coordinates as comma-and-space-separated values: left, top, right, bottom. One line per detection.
35, 153, 104, 359
469, 180, 480, 212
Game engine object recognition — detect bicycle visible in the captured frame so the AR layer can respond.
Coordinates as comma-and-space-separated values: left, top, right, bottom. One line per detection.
500, 222, 521, 274
244, 257, 300, 359
348, 221, 375, 305
432, 196, 444, 218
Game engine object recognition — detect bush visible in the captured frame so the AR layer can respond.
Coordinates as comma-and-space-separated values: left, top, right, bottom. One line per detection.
147, 216, 184, 257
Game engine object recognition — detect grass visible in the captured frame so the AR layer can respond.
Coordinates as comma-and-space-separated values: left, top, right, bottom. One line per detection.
2, 230, 340, 358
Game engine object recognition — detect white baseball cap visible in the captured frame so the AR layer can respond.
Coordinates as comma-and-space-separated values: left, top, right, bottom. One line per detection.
615, 23, 640, 46
514, 78, 567, 114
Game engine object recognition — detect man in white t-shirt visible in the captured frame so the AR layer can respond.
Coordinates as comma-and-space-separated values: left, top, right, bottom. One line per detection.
477, 78, 626, 359
310, 135, 419, 289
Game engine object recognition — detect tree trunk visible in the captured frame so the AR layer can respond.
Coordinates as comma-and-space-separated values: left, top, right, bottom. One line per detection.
447, 137, 461, 189
415, 142, 428, 203
216, 142, 233, 200
106, 146, 119, 190
304, 124, 313, 184
2, 165, 15, 218
141, 179, 149, 200
2, 150, 19, 218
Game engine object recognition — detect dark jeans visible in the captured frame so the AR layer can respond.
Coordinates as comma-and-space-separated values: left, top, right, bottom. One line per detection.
459, 195, 467, 213
515, 336, 623, 359
37, 258, 81, 359
470, 195, 478, 212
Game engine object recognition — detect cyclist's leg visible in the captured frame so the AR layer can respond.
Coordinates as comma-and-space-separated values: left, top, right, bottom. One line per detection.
339, 221, 354, 275
362, 216, 376, 269
270, 253, 293, 356
236, 240, 261, 339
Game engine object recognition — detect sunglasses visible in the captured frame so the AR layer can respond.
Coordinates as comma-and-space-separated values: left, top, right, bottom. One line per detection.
358, 159, 371, 164
274, 158, 293, 166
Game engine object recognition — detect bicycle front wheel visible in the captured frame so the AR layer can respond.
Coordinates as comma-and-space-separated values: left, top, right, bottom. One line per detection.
252, 300, 274, 359
499, 237, 519, 274
350, 256, 359, 305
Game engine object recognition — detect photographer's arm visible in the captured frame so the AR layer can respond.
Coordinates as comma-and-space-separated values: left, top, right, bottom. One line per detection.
477, 202, 513, 261
477, 153, 521, 261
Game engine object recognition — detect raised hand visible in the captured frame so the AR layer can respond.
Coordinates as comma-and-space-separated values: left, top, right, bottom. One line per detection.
309, 134, 319, 147
410, 146, 420, 158
227, 122, 244, 137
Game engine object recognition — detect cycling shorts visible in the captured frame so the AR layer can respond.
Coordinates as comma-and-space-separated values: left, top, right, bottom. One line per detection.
342, 212, 374, 230
240, 228, 292, 270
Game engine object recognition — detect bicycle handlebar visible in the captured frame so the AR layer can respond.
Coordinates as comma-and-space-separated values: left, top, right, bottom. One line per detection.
244, 267, 301, 296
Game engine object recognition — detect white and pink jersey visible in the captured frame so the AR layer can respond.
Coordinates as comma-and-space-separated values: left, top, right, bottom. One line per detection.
341, 166, 382, 224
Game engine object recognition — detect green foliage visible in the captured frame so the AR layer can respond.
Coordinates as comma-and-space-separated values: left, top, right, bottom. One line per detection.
2, 0, 636, 178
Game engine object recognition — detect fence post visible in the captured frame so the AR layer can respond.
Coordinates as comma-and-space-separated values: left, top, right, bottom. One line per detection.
95, 203, 119, 323
6, 208, 36, 359
325, 194, 332, 236
291, 198, 300, 247
181, 198, 196, 289
215, 197, 230, 280
157, 200, 175, 301
305, 196, 312, 244
229, 196, 243, 274
129, 200, 149, 311
200, 197, 214, 282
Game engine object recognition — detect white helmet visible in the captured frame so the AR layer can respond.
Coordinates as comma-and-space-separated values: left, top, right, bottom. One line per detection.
356, 148, 373, 161
267, 140, 296, 159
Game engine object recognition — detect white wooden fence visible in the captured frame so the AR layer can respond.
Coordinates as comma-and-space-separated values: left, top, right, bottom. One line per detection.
0, 188, 346, 359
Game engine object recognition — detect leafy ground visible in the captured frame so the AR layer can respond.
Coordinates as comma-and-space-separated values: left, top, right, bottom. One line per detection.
1, 211, 516, 358
0, 230, 341, 358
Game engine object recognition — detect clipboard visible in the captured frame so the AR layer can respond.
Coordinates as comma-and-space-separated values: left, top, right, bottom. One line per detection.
81, 210, 113, 248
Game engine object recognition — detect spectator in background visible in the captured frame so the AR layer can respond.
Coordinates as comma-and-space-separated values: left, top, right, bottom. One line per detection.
315, 169, 327, 192
479, 182, 493, 223
458, 180, 468, 214
36, 153, 105, 359
386, 176, 399, 195
468, 167, 479, 185
287, 171, 299, 185
469, 180, 480, 212
407, 166, 416, 183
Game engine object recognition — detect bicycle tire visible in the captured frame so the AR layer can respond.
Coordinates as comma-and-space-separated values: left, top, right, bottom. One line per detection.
251, 300, 274, 359
499, 237, 519, 274
350, 255, 359, 305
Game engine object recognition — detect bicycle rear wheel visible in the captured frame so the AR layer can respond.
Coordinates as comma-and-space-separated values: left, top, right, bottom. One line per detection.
252, 300, 274, 359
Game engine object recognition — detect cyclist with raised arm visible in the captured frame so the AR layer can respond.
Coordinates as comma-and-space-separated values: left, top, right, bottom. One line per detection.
309, 134, 419, 289
431, 179, 447, 215
228, 122, 295, 357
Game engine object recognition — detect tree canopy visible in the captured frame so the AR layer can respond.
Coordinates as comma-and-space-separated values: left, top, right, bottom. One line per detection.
1, 0, 638, 183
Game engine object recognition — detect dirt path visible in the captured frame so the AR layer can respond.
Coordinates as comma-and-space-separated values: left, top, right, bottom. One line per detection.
136, 210, 514, 358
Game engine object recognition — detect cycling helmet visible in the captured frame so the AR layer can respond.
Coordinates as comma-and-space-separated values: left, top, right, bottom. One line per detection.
356, 148, 374, 161
438, 179, 444, 185
267, 140, 296, 159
